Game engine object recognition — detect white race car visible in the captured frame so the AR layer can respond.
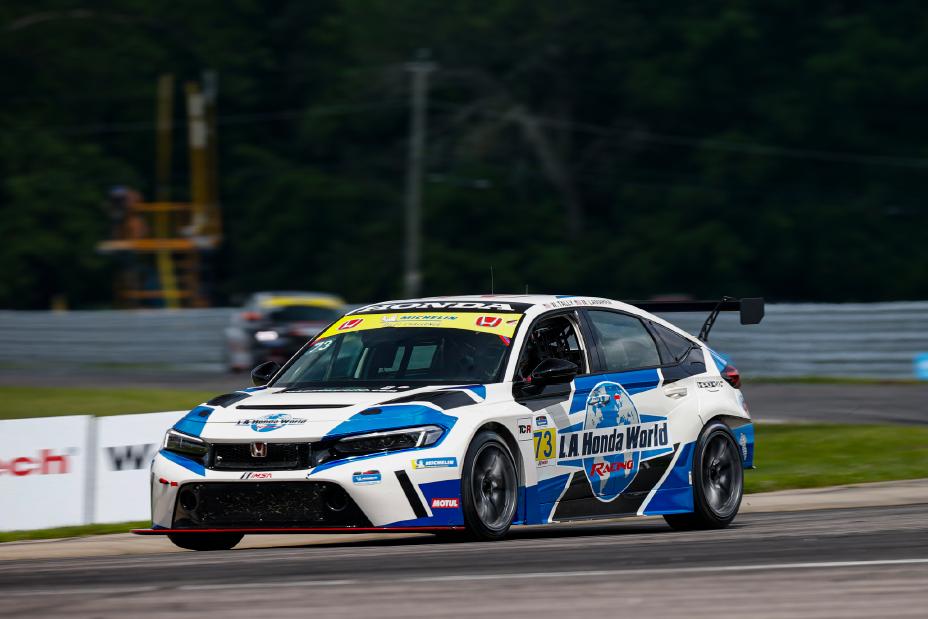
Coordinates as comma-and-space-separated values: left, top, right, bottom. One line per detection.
135, 295, 763, 550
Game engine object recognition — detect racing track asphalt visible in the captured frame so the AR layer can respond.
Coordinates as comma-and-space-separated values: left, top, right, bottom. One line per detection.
1, 504, 926, 618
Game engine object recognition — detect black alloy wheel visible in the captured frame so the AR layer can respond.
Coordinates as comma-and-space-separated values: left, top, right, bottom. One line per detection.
461, 431, 519, 540
664, 421, 744, 531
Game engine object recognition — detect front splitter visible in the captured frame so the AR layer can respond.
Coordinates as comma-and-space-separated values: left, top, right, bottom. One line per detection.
132, 526, 466, 535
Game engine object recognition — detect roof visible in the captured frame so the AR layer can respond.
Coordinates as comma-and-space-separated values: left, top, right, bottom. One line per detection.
348, 294, 639, 315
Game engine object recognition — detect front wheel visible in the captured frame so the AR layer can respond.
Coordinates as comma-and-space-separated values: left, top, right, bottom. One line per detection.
664, 421, 743, 531
167, 532, 244, 551
461, 431, 518, 540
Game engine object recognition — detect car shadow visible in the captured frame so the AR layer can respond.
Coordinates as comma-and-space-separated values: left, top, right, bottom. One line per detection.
242, 517, 699, 552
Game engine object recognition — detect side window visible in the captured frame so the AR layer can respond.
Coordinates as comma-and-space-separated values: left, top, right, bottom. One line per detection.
587, 311, 660, 371
650, 322, 696, 364
516, 314, 587, 379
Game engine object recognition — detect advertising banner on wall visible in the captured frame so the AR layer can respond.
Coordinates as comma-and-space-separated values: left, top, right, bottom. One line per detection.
0, 416, 92, 532
93, 411, 185, 524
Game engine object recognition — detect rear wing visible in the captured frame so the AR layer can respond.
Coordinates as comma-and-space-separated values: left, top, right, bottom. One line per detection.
626, 297, 764, 342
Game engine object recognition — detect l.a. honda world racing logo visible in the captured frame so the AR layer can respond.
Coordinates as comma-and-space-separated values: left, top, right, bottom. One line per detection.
475, 316, 502, 328
236, 413, 307, 433
583, 382, 640, 500
338, 318, 363, 331
551, 381, 672, 502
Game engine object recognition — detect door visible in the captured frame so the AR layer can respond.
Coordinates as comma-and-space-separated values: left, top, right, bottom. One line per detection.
537, 309, 682, 521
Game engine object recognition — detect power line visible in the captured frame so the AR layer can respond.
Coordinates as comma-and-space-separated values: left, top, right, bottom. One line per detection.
430, 101, 928, 170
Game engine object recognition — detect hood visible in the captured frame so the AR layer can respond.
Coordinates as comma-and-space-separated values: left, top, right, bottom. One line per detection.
176, 384, 487, 442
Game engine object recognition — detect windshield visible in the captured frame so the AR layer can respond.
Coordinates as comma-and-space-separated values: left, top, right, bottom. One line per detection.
274, 312, 522, 388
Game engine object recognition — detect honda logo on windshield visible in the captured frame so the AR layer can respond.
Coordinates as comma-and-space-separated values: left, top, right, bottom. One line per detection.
475, 316, 502, 328
250, 442, 268, 458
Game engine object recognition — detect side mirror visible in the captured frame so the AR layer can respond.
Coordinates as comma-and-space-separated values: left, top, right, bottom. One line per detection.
531, 357, 579, 386
251, 361, 280, 386
515, 358, 579, 397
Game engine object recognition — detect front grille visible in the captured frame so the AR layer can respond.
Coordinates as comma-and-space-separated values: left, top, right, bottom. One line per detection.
210, 443, 310, 470
172, 481, 371, 528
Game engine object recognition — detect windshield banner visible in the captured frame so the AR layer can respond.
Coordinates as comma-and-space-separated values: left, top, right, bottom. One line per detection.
318, 312, 523, 339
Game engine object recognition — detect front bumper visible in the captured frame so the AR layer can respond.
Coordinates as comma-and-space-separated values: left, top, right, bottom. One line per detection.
150, 447, 465, 530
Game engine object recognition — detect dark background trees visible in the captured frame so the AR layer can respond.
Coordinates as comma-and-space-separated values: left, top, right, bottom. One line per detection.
2, 1, 927, 308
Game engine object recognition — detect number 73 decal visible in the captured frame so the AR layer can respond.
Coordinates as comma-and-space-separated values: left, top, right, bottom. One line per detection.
533, 428, 556, 467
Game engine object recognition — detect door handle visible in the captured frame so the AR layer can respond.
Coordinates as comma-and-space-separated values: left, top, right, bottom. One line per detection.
663, 386, 688, 399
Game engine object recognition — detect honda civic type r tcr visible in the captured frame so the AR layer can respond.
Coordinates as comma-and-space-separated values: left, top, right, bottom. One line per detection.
135, 295, 764, 550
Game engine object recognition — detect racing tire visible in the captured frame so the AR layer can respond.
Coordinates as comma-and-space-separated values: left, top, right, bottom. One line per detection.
664, 421, 743, 531
167, 532, 244, 551
461, 430, 519, 541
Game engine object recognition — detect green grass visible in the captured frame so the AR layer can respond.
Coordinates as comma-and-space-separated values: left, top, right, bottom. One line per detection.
746, 423, 928, 493
0, 386, 216, 419
0, 522, 149, 543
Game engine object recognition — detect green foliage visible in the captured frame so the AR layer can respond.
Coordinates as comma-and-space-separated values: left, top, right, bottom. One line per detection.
2, 1, 928, 307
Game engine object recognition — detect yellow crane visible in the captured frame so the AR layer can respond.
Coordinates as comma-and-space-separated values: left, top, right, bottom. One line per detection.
97, 73, 221, 308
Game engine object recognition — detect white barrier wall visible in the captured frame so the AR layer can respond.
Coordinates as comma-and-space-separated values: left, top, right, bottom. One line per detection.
93, 411, 185, 524
0, 411, 187, 532
0, 416, 93, 531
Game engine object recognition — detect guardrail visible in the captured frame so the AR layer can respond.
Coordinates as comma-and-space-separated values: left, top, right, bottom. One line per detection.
0, 302, 926, 378
659, 301, 928, 378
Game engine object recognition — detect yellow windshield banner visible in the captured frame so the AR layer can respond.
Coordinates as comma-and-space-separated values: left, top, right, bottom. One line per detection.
318, 312, 523, 340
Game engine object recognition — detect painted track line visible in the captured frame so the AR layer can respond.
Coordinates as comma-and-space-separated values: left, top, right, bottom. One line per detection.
3, 558, 927, 596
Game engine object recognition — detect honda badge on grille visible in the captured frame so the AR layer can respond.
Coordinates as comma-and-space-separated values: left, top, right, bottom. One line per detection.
250, 442, 268, 458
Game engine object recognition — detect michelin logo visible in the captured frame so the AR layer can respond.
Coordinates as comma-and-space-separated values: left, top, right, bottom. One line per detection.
412, 457, 458, 469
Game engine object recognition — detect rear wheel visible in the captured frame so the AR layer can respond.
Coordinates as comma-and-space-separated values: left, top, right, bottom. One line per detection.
167, 532, 244, 551
664, 422, 743, 531
461, 431, 518, 540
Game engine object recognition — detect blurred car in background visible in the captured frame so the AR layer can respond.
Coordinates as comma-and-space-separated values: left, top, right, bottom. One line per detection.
225, 291, 346, 371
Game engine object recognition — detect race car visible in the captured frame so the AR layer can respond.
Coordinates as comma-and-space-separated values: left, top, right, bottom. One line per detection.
136, 294, 763, 550
224, 291, 346, 371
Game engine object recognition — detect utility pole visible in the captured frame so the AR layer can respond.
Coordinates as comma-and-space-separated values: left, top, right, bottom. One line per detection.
403, 50, 436, 298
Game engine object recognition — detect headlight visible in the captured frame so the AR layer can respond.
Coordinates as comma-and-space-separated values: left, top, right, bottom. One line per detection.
316, 425, 444, 464
163, 428, 209, 459
255, 330, 279, 342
